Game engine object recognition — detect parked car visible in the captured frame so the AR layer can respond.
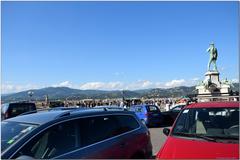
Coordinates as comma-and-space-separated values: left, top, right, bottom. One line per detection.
1, 108, 153, 159
162, 103, 186, 125
129, 104, 163, 127
1, 102, 36, 120
156, 102, 239, 159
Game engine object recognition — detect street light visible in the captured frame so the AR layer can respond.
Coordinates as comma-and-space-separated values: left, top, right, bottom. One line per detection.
28, 91, 34, 102
122, 90, 125, 102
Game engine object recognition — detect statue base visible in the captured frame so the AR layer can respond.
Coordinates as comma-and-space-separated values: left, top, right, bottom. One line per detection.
204, 71, 221, 87
196, 71, 231, 102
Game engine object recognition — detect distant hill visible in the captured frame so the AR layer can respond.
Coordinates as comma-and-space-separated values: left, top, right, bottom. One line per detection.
1, 83, 239, 103
1, 87, 140, 102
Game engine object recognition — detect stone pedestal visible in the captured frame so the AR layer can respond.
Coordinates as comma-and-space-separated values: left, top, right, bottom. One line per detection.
196, 71, 231, 101
204, 71, 221, 87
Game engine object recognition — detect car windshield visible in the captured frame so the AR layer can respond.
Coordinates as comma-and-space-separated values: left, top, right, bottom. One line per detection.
172, 107, 239, 143
1, 121, 38, 152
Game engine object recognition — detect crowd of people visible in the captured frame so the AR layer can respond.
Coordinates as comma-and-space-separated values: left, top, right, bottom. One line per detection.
45, 97, 194, 111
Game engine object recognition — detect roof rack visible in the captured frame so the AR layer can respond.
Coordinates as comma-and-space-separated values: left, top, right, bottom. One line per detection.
18, 107, 81, 117
55, 111, 72, 119
19, 106, 128, 120
94, 106, 128, 111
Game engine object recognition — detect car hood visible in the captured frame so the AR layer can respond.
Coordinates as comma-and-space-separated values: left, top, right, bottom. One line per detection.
157, 136, 239, 159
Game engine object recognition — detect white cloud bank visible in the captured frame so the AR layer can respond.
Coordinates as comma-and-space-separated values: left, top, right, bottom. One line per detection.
52, 81, 73, 88
165, 79, 186, 87
79, 82, 123, 90
1, 78, 203, 94
1, 83, 42, 94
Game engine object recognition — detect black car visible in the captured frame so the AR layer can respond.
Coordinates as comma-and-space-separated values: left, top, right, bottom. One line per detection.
1, 102, 36, 120
1, 108, 153, 159
162, 104, 186, 125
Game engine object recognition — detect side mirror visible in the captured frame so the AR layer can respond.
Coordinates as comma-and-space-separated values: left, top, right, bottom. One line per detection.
163, 128, 170, 136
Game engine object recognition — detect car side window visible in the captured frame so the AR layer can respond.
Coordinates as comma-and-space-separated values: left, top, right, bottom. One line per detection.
115, 115, 140, 133
173, 109, 191, 133
136, 107, 142, 112
78, 115, 119, 147
13, 120, 78, 159
147, 105, 160, 113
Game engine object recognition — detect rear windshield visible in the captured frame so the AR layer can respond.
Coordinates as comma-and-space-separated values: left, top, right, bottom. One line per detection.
146, 105, 160, 112
9, 103, 36, 117
1, 121, 38, 152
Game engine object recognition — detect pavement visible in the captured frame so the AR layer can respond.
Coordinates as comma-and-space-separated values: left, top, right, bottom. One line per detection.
149, 127, 170, 156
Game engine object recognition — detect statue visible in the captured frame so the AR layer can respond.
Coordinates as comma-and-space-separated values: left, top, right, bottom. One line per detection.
206, 43, 218, 71
221, 78, 234, 88
203, 77, 211, 89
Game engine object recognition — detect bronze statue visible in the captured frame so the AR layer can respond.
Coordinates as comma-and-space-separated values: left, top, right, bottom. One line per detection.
206, 43, 218, 71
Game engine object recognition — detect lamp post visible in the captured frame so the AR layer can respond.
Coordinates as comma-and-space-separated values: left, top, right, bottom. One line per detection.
122, 90, 125, 101
28, 91, 34, 102
44, 95, 49, 107
120, 90, 125, 108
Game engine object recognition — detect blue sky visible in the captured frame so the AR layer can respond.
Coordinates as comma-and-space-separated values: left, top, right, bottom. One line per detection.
2, 1, 239, 93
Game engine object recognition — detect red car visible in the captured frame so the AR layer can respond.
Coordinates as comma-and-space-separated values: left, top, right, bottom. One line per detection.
157, 101, 239, 159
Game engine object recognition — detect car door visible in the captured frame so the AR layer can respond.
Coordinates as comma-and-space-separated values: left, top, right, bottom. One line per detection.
114, 114, 146, 158
136, 106, 146, 121
146, 105, 162, 122
57, 115, 126, 159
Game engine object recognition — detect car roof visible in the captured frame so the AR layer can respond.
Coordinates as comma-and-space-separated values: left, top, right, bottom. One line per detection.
185, 101, 239, 109
4, 108, 135, 125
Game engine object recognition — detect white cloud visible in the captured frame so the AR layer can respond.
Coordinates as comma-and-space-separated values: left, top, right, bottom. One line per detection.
165, 79, 186, 87
79, 82, 124, 90
125, 80, 153, 90
52, 81, 73, 88
1, 78, 201, 93
1, 83, 41, 94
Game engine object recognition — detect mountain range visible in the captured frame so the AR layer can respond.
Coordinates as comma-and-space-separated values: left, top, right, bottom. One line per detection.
1, 83, 239, 103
